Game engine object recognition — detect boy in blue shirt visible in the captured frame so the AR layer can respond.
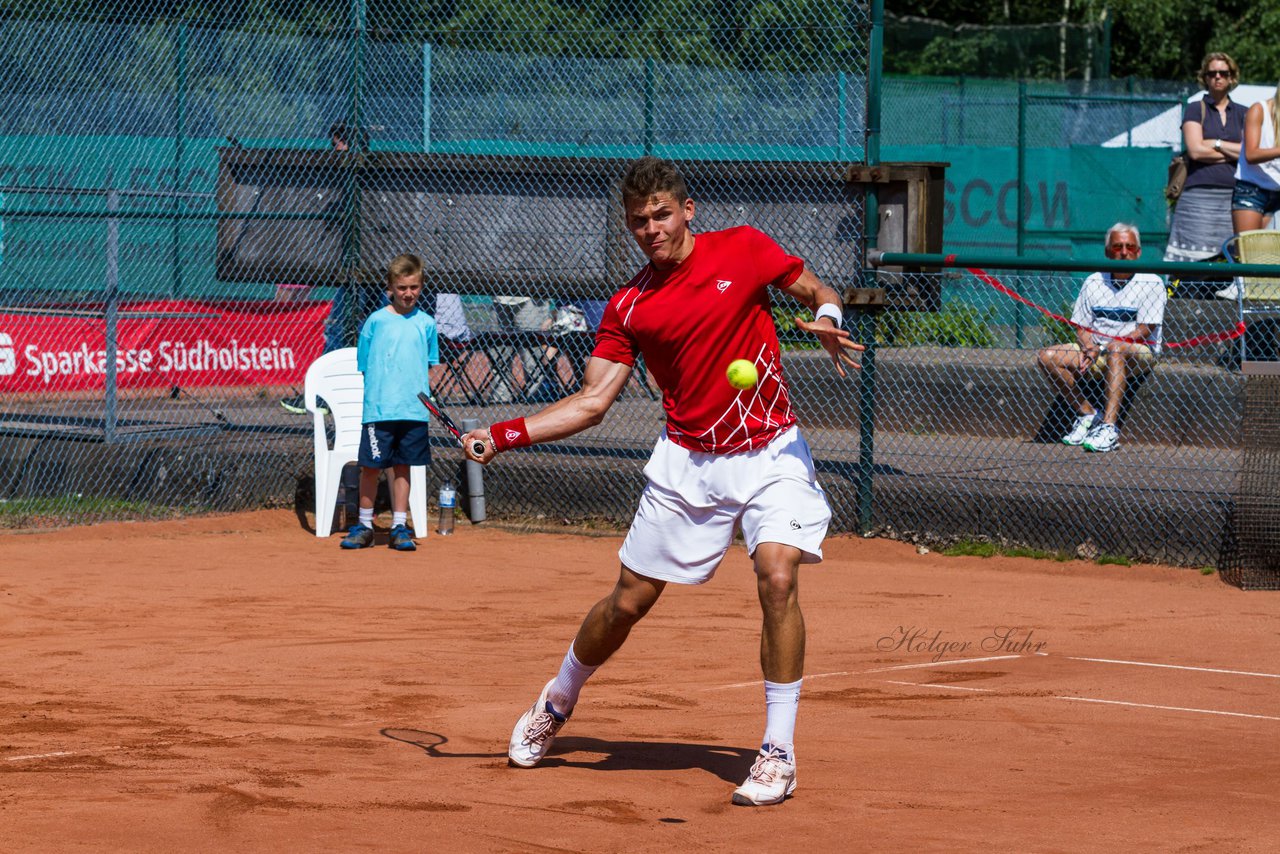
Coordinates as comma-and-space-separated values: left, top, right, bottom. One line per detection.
341, 254, 439, 551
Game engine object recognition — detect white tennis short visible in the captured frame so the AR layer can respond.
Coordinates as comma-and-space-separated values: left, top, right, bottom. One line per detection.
618, 425, 832, 585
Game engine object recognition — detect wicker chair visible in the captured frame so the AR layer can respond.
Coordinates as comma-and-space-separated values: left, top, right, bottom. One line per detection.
1221, 229, 1280, 302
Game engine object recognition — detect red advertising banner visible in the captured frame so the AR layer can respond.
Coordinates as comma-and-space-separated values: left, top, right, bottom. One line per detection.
0, 299, 330, 393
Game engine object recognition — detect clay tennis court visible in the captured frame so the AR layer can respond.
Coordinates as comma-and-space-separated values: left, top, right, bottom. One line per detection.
4, 511, 1278, 851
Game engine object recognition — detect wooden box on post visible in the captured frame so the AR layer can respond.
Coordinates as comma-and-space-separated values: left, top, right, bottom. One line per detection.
845, 161, 947, 312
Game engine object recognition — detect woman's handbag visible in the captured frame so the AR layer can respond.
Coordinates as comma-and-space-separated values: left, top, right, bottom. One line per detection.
1165, 101, 1207, 204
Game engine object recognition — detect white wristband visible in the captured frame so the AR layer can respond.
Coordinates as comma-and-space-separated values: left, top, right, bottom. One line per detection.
814, 303, 843, 328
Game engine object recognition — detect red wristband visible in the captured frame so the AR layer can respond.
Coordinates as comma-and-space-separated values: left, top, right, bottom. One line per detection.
489, 418, 531, 453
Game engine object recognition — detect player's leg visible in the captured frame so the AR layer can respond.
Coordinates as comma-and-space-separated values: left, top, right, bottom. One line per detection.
1085, 344, 1150, 453
340, 465, 381, 549
343, 422, 392, 549
755, 543, 805, 684
733, 428, 830, 806
509, 431, 735, 769
386, 463, 415, 551
386, 422, 431, 551
1100, 348, 1130, 425
508, 566, 665, 769
1039, 344, 1098, 444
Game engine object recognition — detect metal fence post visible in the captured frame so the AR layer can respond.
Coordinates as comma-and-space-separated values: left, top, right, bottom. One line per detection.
1016, 79, 1028, 349
171, 22, 187, 298
104, 188, 120, 444
853, 0, 885, 535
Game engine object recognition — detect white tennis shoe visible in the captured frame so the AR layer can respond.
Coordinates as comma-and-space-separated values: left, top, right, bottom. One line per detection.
1083, 422, 1120, 453
1062, 411, 1096, 446
731, 743, 797, 806
508, 679, 568, 768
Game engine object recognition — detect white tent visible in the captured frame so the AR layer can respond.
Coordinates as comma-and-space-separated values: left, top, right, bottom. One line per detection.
1102, 83, 1276, 148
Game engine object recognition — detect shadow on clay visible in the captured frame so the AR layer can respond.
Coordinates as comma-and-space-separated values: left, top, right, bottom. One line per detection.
381, 728, 755, 785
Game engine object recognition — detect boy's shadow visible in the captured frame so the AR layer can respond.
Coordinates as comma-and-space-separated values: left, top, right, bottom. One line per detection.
382, 728, 756, 785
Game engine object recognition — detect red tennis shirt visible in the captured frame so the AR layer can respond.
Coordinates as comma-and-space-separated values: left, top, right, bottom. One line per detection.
592, 225, 805, 454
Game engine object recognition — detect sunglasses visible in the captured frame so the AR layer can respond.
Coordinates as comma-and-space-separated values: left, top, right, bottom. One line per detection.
1204, 70, 1233, 79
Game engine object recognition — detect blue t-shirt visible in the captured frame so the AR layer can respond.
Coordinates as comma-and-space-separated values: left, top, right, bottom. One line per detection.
356, 306, 439, 423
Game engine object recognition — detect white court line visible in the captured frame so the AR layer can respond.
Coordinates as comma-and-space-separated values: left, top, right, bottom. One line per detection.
1062, 655, 1280, 680
883, 680, 995, 693
1057, 695, 1280, 722
708, 655, 1024, 690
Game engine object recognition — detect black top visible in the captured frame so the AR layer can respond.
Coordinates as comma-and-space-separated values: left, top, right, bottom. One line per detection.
1183, 95, 1248, 191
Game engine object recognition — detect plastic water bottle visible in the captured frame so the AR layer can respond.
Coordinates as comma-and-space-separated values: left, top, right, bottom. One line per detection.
437, 481, 456, 536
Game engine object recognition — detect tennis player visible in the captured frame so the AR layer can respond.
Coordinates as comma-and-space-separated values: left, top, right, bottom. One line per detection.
461, 156, 862, 806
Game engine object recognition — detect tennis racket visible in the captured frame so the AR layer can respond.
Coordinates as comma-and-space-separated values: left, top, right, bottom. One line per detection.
417, 391, 488, 456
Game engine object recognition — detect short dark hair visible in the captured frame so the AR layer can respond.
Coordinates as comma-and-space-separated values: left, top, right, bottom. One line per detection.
620, 156, 689, 205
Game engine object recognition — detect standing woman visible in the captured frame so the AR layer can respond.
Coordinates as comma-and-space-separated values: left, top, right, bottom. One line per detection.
1164, 53, 1246, 264
1232, 80, 1280, 235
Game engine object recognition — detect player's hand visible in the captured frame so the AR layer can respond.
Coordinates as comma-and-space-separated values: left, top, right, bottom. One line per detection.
794, 316, 865, 377
462, 428, 496, 464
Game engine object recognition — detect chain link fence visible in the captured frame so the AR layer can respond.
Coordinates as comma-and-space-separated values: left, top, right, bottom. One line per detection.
1, 2, 1276, 581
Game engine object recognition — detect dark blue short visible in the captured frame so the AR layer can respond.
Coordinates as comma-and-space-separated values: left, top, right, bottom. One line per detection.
358, 420, 432, 468
1231, 179, 1280, 214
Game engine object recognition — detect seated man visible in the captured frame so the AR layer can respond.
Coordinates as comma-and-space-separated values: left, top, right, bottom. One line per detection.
1037, 223, 1167, 453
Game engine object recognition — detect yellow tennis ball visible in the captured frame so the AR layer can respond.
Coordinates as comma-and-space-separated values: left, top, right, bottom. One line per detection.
726, 359, 758, 390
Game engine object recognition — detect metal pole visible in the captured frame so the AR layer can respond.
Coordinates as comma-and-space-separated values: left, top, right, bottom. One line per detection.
1015, 79, 1028, 350
837, 71, 847, 160
104, 188, 120, 444
854, 0, 884, 536
462, 417, 486, 523
171, 22, 187, 297
422, 41, 432, 153
643, 57, 655, 155
342, 0, 367, 348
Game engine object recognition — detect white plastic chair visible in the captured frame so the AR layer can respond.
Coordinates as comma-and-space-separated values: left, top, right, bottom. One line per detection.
304, 348, 428, 539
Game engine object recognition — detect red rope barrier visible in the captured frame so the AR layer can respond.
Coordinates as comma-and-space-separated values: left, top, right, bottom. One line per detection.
938, 255, 1246, 348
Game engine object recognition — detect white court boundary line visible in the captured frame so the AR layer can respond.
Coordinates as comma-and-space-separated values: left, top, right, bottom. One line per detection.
1057, 696, 1280, 722
1060, 655, 1280, 680
883, 680, 995, 693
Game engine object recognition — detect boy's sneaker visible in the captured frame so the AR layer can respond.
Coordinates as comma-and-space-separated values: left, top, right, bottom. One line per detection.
732, 743, 797, 806
1083, 422, 1120, 453
340, 523, 374, 549
508, 680, 569, 768
1062, 411, 1096, 446
388, 524, 416, 551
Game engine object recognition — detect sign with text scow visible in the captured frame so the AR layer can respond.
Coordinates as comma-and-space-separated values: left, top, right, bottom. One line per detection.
0, 299, 329, 392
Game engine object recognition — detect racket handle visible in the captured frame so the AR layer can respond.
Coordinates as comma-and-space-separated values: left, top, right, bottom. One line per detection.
470, 439, 488, 457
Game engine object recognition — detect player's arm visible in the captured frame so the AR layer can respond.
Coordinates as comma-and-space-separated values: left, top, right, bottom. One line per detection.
461, 356, 632, 464
783, 267, 864, 377
1243, 103, 1280, 164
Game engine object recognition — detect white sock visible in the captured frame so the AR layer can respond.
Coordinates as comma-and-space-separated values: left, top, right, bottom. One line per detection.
546, 643, 599, 716
358, 508, 374, 527
392, 511, 407, 527
762, 678, 802, 751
